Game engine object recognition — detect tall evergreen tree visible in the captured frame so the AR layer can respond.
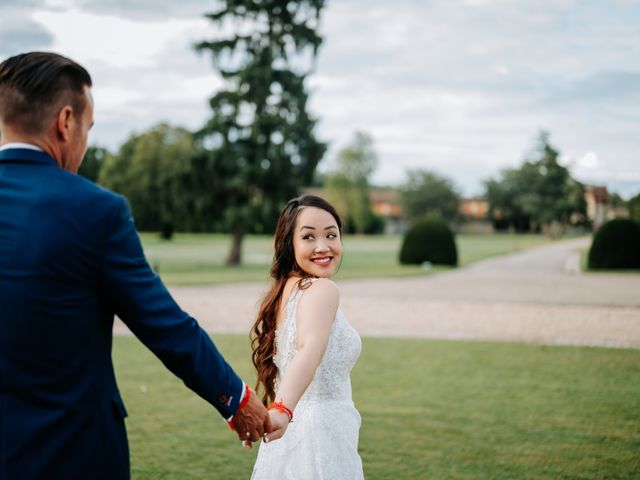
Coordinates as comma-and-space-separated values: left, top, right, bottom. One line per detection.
195, 0, 326, 264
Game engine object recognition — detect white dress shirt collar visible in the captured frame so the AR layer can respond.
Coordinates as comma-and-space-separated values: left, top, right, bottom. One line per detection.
0, 143, 44, 152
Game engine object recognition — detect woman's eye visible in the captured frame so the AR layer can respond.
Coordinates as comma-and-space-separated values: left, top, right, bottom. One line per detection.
303, 235, 315, 240
327, 234, 336, 239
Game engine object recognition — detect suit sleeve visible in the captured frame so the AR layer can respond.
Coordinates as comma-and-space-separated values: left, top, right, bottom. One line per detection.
101, 196, 243, 419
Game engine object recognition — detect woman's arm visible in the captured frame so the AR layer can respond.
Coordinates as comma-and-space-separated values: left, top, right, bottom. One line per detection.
264, 278, 339, 442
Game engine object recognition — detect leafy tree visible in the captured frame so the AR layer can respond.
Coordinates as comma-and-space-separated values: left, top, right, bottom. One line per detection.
485, 131, 586, 234
609, 192, 626, 209
485, 173, 530, 231
78, 145, 110, 183
629, 193, 640, 223
99, 124, 199, 238
325, 132, 378, 234
399, 169, 460, 223
195, 0, 326, 264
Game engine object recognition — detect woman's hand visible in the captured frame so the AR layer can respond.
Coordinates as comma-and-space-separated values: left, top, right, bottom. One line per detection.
263, 409, 291, 443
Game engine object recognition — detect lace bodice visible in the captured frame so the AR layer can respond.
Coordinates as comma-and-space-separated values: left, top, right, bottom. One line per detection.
252, 278, 364, 480
273, 279, 362, 404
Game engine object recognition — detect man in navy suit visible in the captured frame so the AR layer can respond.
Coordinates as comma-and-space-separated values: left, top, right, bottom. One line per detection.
0, 52, 270, 479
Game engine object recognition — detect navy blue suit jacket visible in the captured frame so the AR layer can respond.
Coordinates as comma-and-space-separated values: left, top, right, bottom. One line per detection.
0, 148, 243, 479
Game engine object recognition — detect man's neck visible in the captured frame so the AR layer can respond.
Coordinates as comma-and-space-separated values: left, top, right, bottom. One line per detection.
1, 131, 47, 150
0, 142, 43, 152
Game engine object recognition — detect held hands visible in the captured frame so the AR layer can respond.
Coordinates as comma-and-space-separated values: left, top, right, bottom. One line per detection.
230, 388, 294, 448
230, 387, 272, 448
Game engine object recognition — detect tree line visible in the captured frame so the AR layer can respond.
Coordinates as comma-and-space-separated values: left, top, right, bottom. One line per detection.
79, 1, 637, 265
85, 124, 613, 243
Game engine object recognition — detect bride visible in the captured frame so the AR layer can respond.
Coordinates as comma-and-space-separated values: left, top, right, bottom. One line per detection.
250, 195, 364, 479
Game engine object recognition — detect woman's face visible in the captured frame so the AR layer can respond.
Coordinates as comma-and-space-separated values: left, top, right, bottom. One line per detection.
292, 206, 342, 278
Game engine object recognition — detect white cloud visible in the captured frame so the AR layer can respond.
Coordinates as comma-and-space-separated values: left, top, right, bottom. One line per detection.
1, 0, 639, 198
32, 10, 204, 68
0, 7, 54, 56
577, 152, 600, 169
25, 8, 221, 146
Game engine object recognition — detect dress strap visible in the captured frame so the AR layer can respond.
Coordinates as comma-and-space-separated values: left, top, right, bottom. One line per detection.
284, 277, 319, 339
288, 277, 319, 306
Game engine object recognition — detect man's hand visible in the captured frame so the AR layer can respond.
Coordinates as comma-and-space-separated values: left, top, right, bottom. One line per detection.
231, 389, 271, 445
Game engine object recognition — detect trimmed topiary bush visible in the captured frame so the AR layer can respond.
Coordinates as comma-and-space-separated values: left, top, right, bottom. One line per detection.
588, 219, 640, 269
400, 216, 458, 266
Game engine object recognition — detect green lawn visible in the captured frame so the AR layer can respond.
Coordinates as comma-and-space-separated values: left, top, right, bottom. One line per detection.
114, 335, 640, 479
139, 233, 559, 285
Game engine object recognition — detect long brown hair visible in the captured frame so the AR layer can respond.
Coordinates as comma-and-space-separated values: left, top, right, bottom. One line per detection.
251, 195, 342, 404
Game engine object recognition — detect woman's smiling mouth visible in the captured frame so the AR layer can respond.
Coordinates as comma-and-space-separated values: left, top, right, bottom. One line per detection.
311, 256, 333, 265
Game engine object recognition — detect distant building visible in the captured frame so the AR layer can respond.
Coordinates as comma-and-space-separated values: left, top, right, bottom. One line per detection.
579, 184, 629, 230
458, 197, 493, 234
459, 197, 488, 220
584, 185, 608, 229
369, 189, 404, 233
369, 189, 401, 217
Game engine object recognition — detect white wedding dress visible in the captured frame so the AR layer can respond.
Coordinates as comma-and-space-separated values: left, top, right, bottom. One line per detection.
251, 279, 364, 479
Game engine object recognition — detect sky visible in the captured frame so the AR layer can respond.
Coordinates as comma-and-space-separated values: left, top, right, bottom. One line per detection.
1, 0, 639, 198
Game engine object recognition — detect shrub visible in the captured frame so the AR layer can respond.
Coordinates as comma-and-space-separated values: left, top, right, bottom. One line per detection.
588, 219, 640, 269
365, 213, 386, 235
399, 216, 457, 266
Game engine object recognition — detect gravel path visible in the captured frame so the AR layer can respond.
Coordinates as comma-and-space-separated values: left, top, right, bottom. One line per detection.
115, 237, 640, 349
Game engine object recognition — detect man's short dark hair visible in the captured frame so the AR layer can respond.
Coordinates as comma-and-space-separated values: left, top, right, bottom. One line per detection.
0, 52, 92, 136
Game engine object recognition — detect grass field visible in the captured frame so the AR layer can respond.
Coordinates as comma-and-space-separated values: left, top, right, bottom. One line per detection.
139, 233, 558, 285
114, 335, 640, 479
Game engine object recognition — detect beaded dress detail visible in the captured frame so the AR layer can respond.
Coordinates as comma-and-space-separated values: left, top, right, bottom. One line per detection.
251, 279, 364, 479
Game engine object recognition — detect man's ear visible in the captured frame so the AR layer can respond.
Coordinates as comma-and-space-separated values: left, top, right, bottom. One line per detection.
55, 105, 74, 142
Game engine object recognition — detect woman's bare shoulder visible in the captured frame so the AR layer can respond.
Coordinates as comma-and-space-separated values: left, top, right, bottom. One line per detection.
303, 277, 339, 304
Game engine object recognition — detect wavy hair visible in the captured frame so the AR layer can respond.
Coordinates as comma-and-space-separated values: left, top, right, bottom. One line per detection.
251, 195, 342, 404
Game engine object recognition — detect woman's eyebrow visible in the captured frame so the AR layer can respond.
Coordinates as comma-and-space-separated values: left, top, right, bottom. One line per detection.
299, 225, 338, 231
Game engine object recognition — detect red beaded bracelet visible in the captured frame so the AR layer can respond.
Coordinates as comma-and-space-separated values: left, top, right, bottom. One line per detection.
228, 384, 251, 431
268, 401, 294, 422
